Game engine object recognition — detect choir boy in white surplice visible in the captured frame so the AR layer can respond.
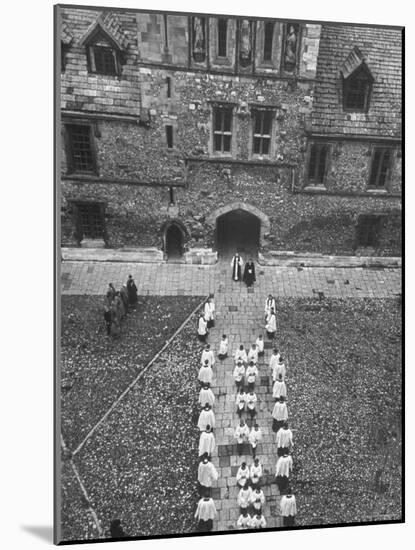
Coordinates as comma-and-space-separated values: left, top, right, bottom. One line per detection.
250, 487, 265, 512
236, 462, 250, 488
198, 426, 215, 457
197, 314, 208, 342
272, 357, 286, 382
276, 423, 293, 456
250, 458, 263, 488
233, 361, 245, 389
248, 424, 262, 458
255, 335, 265, 356
275, 453, 293, 494
198, 361, 213, 386
198, 404, 215, 431
246, 362, 259, 391
236, 511, 251, 530
249, 514, 267, 529
280, 494, 297, 526
231, 253, 243, 281
204, 296, 215, 329
201, 344, 215, 367
199, 384, 215, 408
264, 294, 276, 320
218, 334, 228, 359
272, 397, 288, 432
198, 456, 219, 495
265, 308, 277, 339
269, 348, 281, 373
237, 484, 253, 512
246, 391, 257, 419
234, 345, 248, 365
194, 497, 217, 531
247, 344, 259, 365
272, 374, 287, 399
235, 419, 250, 456
236, 388, 247, 417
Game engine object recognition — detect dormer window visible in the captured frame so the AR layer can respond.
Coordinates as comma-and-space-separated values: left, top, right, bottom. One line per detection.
340, 47, 374, 112
88, 41, 119, 75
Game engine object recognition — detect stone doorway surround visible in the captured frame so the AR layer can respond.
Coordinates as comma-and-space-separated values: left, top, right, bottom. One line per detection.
206, 202, 271, 250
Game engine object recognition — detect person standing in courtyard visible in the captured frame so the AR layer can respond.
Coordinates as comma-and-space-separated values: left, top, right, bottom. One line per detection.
106, 283, 116, 307
272, 356, 286, 382
236, 387, 247, 417
255, 334, 265, 357
237, 481, 253, 514
264, 294, 276, 321
272, 396, 288, 432
231, 252, 243, 282
275, 452, 293, 494
246, 390, 258, 419
218, 334, 228, 360
250, 486, 265, 514
246, 361, 259, 391
198, 454, 219, 497
126, 274, 138, 307
243, 258, 256, 287
248, 423, 262, 459
201, 344, 215, 368
197, 313, 208, 343
273, 373, 287, 399
198, 360, 213, 387
265, 307, 277, 340
280, 493, 297, 526
235, 419, 250, 456
204, 295, 215, 329
250, 457, 263, 489
248, 513, 267, 529
247, 343, 259, 365
198, 403, 215, 431
236, 462, 250, 488
234, 344, 248, 365
199, 425, 215, 458
276, 422, 293, 456
199, 383, 215, 408
103, 306, 112, 336
236, 511, 251, 530
233, 361, 245, 390
195, 496, 217, 532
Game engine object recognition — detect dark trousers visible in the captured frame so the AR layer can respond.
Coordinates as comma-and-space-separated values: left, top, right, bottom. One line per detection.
218, 353, 227, 360
266, 331, 275, 340
198, 333, 207, 343
283, 516, 295, 527
251, 445, 257, 458
277, 446, 289, 457
105, 320, 112, 335
276, 475, 289, 494
248, 382, 255, 392
272, 419, 284, 433
248, 407, 256, 419
198, 519, 213, 532
207, 320, 215, 329
198, 483, 211, 497
237, 442, 244, 456
235, 379, 243, 390
237, 407, 244, 417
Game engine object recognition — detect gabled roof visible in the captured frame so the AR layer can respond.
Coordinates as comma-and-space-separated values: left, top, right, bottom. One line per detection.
340, 46, 373, 81
79, 12, 129, 51
61, 20, 73, 46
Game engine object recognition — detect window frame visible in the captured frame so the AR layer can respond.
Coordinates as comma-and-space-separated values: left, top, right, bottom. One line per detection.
64, 122, 98, 176
87, 43, 120, 76
306, 142, 331, 187
211, 104, 234, 156
342, 66, 373, 113
263, 21, 275, 62
251, 108, 274, 158
368, 146, 394, 191
217, 18, 228, 58
355, 214, 383, 249
69, 200, 107, 244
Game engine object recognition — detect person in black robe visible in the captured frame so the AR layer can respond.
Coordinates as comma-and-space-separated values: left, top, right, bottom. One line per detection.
110, 519, 126, 538
243, 259, 256, 287
126, 274, 138, 307
103, 306, 112, 336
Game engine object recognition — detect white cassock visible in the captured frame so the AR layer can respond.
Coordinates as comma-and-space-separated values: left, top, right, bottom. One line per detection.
198, 461, 219, 487
236, 465, 250, 486
276, 427, 293, 448
234, 348, 248, 364
246, 393, 257, 411
198, 316, 208, 336
237, 514, 251, 529
201, 349, 215, 367
247, 348, 258, 364
236, 392, 246, 412
266, 313, 277, 334
269, 353, 281, 371
249, 427, 262, 448
249, 515, 267, 529
280, 495, 297, 517
237, 486, 253, 508
194, 498, 217, 521
231, 255, 243, 281
272, 401, 288, 421
250, 463, 263, 484
204, 301, 215, 322
250, 490, 265, 510
264, 297, 276, 317
233, 365, 245, 383
272, 363, 286, 382
255, 337, 264, 354
275, 455, 293, 478
198, 365, 213, 385
246, 365, 258, 385
219, 338, 228, 356
199, 387, 215, 407
199, 431, 215, 456
272, 379, 287, 398
234, 424, 249, 444
198, 409, 215, 431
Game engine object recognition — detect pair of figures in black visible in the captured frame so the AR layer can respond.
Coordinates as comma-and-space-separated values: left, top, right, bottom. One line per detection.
231, 253, 256, 287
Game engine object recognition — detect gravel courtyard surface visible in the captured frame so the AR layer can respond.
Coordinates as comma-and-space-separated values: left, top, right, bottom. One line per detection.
60, 295, 203, 450
275, 297, 402, 526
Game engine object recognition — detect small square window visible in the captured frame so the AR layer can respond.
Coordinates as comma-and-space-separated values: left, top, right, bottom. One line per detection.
308, 143, 329, 185
213, 107, 233, 153
74, 202, 105, 241
88, 45, 119, 76
369, 148, 392, 189
65, 124, 97, 174
252, 110, 273, 156
356, 215, 382, 248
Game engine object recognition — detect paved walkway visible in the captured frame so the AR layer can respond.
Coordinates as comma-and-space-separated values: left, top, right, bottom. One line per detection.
61, 261, 401, 297
209, 280, 282, 531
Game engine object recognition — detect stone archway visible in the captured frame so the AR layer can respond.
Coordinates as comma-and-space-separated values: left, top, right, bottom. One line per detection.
161, 220, 187, 261
206, 202, 270, 259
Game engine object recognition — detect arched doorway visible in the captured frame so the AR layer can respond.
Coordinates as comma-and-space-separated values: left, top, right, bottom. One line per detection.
165, 223, 184, 261
216, 209, 260, 259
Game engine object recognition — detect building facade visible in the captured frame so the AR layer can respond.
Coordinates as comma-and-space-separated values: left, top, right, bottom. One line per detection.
59, 7, 402, 262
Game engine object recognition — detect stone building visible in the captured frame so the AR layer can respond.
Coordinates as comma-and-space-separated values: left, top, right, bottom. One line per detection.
58, 7, 402, 263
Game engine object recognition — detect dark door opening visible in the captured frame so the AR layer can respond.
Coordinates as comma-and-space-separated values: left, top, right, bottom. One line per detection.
216, 209, 260, 259
165, 224, 184, 260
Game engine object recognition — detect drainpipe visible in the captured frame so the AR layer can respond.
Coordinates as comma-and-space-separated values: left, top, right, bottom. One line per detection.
291, 167, 296, 193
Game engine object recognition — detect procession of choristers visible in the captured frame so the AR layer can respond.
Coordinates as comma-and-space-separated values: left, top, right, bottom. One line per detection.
194, 278, 297, 532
